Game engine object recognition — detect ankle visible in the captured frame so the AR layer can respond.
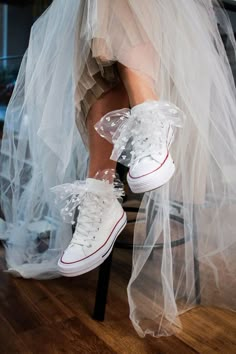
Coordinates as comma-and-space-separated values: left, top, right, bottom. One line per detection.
87, 167, 117, 183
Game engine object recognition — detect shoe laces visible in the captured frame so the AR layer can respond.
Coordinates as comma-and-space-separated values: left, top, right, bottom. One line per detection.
130, 116, 170, 166
106, 101, 186, 168
70, 192, 109, 248
50, 179, 125, 248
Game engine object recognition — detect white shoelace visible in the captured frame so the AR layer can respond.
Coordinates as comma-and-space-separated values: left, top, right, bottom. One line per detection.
50, 178, 125, 225
102, 101, 186, 168
69, 193, 109, 248
130, 117, 170, 166
50, 178, 125, 249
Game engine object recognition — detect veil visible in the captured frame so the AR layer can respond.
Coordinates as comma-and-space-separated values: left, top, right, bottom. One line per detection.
0, 0, 236, 338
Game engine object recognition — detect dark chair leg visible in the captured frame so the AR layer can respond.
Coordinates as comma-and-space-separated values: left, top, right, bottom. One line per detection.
192, 204, 201, 304
93, 250, 114, 321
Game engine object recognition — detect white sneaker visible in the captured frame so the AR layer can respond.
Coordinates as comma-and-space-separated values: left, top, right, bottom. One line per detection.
94, 100, 185, 194
57, 178, 127, 277
127, 101, 180, 193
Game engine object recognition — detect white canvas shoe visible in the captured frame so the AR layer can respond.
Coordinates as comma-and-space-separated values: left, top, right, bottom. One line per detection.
94, 100, 185, 194
127, 101, 182, 193
57, 178, 127, 277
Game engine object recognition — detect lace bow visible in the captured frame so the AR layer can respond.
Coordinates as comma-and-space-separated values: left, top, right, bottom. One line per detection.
95, 100, 186, 167
50, 179, 124, 224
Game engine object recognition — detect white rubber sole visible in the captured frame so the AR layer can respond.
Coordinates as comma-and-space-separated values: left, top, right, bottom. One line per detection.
127, 154, 175, 194
57, 212, 127, 277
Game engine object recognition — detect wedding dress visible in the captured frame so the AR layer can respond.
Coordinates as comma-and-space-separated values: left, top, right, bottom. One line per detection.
0, 0, 236, 338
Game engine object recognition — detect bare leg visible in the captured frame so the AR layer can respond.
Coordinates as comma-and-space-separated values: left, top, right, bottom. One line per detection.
117, 62, 158, 107
87, 62, 158, 178
86, 82, 129, 178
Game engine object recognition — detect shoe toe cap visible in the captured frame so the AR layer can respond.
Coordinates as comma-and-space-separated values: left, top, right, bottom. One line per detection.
129, 157, 161, 178
59, 245, 87, 264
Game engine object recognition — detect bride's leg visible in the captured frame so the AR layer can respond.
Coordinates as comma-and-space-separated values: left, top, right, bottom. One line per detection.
57, 82, 129, 277
115, 62, 180, 194
117, 62, 158, 107
86, 82, 129, 178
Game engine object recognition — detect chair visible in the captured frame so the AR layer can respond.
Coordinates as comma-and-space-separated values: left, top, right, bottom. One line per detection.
92, 164, 201, 321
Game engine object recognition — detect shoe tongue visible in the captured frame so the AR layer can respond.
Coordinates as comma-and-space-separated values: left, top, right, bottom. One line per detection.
134, 153, 166, 167
86, 178, 113, 193
135, 155, 160, 167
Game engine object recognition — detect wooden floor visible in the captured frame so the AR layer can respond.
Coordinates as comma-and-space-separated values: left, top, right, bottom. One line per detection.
0, 238, 235, 354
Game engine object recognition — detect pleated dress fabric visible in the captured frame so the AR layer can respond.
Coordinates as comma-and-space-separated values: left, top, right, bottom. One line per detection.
0, 0, 236, 338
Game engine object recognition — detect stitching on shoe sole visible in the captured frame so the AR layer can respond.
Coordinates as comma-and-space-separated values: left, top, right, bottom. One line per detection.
128, 152, 170, 179
60, 211, 126, 265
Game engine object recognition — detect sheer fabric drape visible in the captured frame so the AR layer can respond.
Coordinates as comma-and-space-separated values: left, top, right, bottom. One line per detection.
0, 0, 236, 337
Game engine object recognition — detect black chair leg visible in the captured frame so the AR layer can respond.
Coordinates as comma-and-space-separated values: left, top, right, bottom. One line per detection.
193, 205, 201, 304
93, 250, 114, 321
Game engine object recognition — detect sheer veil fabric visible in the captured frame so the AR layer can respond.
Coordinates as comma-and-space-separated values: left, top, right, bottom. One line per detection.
0, 0, 236, 337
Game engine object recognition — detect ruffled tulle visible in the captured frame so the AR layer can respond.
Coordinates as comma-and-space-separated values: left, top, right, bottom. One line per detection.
94, 100, 186, 166
50, 171, 125, 225
0, 0, 236, 338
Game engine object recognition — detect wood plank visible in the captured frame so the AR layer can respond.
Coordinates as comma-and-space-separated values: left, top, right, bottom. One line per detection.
177, 307, 236, 353
0, 311, 30, 354
0, 270, 43, 333
20, 317, 116, 354
13, 278, 74, 324
0, 243, 235, 353
41, 253, 198, 354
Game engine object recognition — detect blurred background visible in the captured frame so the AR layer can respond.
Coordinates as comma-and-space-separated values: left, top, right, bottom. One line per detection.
0, 0, 236, 132
0, 0, 52, 132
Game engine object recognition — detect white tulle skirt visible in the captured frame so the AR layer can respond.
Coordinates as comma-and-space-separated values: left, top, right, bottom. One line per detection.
0, 0, 236, 338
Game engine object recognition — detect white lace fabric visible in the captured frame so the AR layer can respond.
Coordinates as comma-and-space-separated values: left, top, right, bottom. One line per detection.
50, 179, 124, 226
95, 100, 186, 167
0, 0, 236, 339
